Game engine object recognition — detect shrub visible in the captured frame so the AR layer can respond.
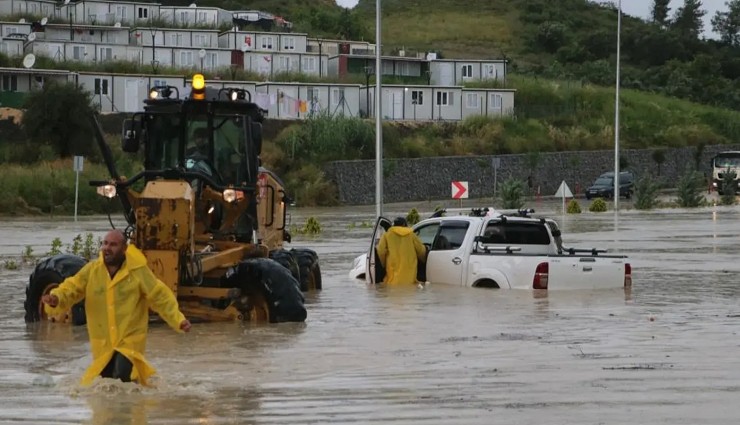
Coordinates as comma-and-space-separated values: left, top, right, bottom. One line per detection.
589, 198, 608, 212
406, 208, 421, 226
292, 217, 322, 235
566, 199, 582, 213
498, 178, 526, 209
633, 177, 660, 210
675, 169, 705, 207
720, 167, 737, 205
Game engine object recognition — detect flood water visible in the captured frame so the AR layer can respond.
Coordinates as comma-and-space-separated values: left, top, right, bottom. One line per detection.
1, 200, 739, 424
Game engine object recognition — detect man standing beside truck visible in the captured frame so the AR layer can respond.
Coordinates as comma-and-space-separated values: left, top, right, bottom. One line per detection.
377, 217, 427, 285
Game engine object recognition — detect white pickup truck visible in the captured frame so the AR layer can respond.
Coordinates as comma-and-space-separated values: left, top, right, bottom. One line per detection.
350, 208, 632, 290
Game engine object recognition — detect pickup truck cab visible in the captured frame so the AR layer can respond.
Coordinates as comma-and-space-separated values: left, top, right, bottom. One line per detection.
350, 208, 631, 290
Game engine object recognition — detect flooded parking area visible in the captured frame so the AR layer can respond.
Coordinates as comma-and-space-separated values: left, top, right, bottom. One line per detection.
1, 202, 739, 424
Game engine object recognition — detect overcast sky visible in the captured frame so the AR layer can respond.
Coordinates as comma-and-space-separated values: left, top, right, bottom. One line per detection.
335, 0, 728, 37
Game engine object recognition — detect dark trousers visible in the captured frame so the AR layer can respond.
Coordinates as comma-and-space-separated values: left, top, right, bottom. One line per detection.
100, 351, 133, 382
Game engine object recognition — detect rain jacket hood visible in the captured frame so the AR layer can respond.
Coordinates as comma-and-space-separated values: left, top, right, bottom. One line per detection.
376, 225, 427, 285
47, 244, 186, 386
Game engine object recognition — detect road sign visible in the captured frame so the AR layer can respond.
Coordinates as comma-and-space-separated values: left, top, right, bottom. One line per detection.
73, 155, 84, 172
451, 181, 468, 199
554, 181, 573, 198
554, 181, 573, 214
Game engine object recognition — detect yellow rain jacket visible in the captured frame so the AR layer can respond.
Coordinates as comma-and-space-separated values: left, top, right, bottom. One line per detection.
377, 226, 427, 284
46, 244, 186, 386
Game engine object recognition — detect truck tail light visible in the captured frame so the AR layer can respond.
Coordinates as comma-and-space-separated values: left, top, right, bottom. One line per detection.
624, 263, 632, 288
533, 262, 549, 290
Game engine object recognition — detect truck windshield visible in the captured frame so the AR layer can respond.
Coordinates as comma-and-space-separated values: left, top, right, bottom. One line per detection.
714, 155, 740, 168
213, 115, 248, 186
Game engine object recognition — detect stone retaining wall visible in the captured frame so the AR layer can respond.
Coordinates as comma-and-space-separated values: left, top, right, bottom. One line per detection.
324, 144, 740, 205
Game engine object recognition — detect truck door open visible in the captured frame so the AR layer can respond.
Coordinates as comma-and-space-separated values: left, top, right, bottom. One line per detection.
367, 216, 392, 284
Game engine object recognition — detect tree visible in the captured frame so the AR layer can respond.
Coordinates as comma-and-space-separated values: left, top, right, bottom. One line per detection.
672, 0, 707, 39
22, 82, 96, 158
712, 0, 740, 46
651, 148, 667, 176
652, 0, 672, 27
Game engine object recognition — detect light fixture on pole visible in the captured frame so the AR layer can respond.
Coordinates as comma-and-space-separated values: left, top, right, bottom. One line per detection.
198, 48, 206, 72
613, 0, 622, 213
375, 0, 383, 218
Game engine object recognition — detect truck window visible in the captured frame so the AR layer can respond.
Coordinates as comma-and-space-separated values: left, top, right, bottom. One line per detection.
432, 222, 469, 251
483, 222, 550, 245
213, 115, 247, 185
146, 114, 182, 170
415, 223, 439, 246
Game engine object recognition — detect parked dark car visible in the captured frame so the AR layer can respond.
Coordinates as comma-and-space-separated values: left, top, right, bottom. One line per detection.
585, 171, 634, 200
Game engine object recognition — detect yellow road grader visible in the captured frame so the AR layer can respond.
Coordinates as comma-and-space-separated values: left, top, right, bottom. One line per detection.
24, 74, 320, 325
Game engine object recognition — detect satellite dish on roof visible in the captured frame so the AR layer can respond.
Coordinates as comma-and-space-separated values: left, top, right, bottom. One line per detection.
40, 17, 48, 26
27, 32, 37, 42
189, 3, 197, 8
19, 18, 26, 23
114, 22, 121, 27
198, 48, 206, 59
23, 53, 36, 69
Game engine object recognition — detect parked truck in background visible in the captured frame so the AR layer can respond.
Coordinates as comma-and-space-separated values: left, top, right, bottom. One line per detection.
711, 151, 740, 195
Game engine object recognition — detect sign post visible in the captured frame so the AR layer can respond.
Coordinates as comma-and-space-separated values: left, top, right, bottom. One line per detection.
73, 155, 84, 222
491, 157, 501, 200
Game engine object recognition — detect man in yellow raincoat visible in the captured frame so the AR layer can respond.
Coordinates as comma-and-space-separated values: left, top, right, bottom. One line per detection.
376, 217, 427, 284
42, 230, 191, 386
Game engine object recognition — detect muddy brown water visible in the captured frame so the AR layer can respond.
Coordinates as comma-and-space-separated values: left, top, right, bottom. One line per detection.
1, 201, 739, 424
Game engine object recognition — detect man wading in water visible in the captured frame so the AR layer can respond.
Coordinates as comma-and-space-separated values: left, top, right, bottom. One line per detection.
42, 230, 191, 386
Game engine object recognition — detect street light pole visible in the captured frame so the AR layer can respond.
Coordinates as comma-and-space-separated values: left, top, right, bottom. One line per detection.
375, 0, 383, 218
614, 0, 622, 213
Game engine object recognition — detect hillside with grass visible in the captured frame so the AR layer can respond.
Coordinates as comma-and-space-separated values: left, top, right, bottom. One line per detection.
351, 0, 740, 111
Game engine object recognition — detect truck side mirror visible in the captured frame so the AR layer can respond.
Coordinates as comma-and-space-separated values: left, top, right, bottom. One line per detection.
122, 118, 141, 153
251, 122, 262, 155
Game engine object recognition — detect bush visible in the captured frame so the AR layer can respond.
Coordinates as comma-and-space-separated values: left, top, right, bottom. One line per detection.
589, 198, 608, 212
720, 167, 737, 205
22, 81, 96, 158
675, 169, 705, 208
566, 199, 582, 213
633, 177, 660, 210
406, 208, 421, 226
498, 178, 526, 209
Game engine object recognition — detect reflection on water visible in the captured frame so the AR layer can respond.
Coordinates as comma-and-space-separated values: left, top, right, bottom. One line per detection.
1, 202, 740, 424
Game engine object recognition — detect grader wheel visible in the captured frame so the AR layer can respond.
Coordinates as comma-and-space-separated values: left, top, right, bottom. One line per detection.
247, 292, 273, 322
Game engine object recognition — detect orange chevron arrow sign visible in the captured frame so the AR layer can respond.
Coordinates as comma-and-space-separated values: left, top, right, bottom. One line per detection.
451, 181, 468, 199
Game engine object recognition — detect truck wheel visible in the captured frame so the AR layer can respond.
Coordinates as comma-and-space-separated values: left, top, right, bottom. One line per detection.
474, 279, 500, 289
24, 254, 88, 326
269, 249, 301, 282
291, 248, 322, 291
224, 257, 307, 323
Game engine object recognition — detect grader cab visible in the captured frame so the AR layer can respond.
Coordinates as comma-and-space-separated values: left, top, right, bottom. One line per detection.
24, 74, 320, 326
